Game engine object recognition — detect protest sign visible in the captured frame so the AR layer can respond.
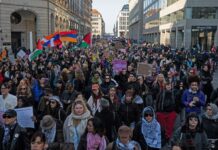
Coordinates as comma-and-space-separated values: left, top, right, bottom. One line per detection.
15, 107, 34, 128
17, 50, 26, 59
137, 63, 152, 76
112, 60, 127, 74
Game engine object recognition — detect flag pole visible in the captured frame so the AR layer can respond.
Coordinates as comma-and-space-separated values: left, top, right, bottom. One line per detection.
29, 32, 33, 52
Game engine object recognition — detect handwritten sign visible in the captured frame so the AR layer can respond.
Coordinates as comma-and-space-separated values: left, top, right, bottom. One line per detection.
112, 60, 127, 74
137, 63, 152, 76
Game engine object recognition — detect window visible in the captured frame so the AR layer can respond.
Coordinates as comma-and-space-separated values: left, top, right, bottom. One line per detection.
11, 12, 22, 24
192, 7, 217, 19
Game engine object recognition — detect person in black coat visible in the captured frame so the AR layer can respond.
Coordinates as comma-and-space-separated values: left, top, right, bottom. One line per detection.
210, 88, 218, 106
200, 64, 213, 103
118, 90, 140, 128
170, 112, 209, 150
95, 98, 121, 142
0, 109, 29, 150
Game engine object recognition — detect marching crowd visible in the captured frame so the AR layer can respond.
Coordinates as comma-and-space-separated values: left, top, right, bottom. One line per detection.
0, 42, 218, 150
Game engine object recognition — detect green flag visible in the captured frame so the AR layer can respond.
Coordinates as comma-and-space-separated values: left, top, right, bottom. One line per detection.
28, 49, 43, 61
79, 32, 91, 48
80, 41, 89, 48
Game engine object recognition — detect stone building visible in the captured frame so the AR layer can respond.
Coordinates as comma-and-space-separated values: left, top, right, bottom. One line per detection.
91, 9, 105, 38
0, 0, 92, 50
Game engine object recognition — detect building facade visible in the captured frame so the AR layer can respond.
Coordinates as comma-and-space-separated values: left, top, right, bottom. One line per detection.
91, 9, 105, 38
143, 0, 218, 50
114, 4, 129, 38
0, 0, 92, 51
128, 0, 144, 43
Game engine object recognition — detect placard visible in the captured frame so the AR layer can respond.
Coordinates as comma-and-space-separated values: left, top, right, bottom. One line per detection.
15, 107, 35, 128
112, 60, 127, 74
137, 63, 152, 76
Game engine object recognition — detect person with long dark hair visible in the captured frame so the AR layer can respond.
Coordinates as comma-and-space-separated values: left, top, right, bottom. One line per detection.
78, 117, 107, 150
170, 112, 209, 150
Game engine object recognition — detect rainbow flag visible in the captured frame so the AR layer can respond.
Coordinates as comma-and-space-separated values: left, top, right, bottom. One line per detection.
60, 30, 78, 43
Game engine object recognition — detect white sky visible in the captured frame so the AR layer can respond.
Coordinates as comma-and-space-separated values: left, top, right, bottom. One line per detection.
92, 0, 129, 33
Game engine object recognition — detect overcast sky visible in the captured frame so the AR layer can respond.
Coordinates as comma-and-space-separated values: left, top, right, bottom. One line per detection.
92, 0, 128, 33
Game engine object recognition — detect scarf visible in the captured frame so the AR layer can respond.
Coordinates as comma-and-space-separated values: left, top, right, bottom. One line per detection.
66, 111, 91, 148
141, 107, 161, 148
87, 96, 102, 115
42, 123, 56, 143
87, 133, 107, 150
3, 123, 16, 145
116, 138, 139, 150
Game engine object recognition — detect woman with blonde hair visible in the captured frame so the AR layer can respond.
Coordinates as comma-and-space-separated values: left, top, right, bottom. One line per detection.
152, 73, 166, 103
63, 99, 92, 150
16, 80, 33, 106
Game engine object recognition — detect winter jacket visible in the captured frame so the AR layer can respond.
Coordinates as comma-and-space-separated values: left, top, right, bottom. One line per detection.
118, 102, 140, 127
170, 126, 209, 150
0, 123, 29, 150
182, 89, 206, 114
156, 90, 176, 112
95, 108, 121, 142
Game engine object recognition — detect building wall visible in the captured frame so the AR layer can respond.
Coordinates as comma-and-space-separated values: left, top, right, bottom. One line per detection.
91, 9, 105, 37
115, 4, 129, 37
0, 0, 92, 50
143, 0, 218, 50
129, 0, 143, 43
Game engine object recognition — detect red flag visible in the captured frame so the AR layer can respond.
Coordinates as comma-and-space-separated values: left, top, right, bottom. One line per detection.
83, 32, 91, 45
36, 39, 43, 50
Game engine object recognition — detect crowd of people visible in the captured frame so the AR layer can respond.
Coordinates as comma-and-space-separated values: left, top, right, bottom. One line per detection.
0, 41, 218, 150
